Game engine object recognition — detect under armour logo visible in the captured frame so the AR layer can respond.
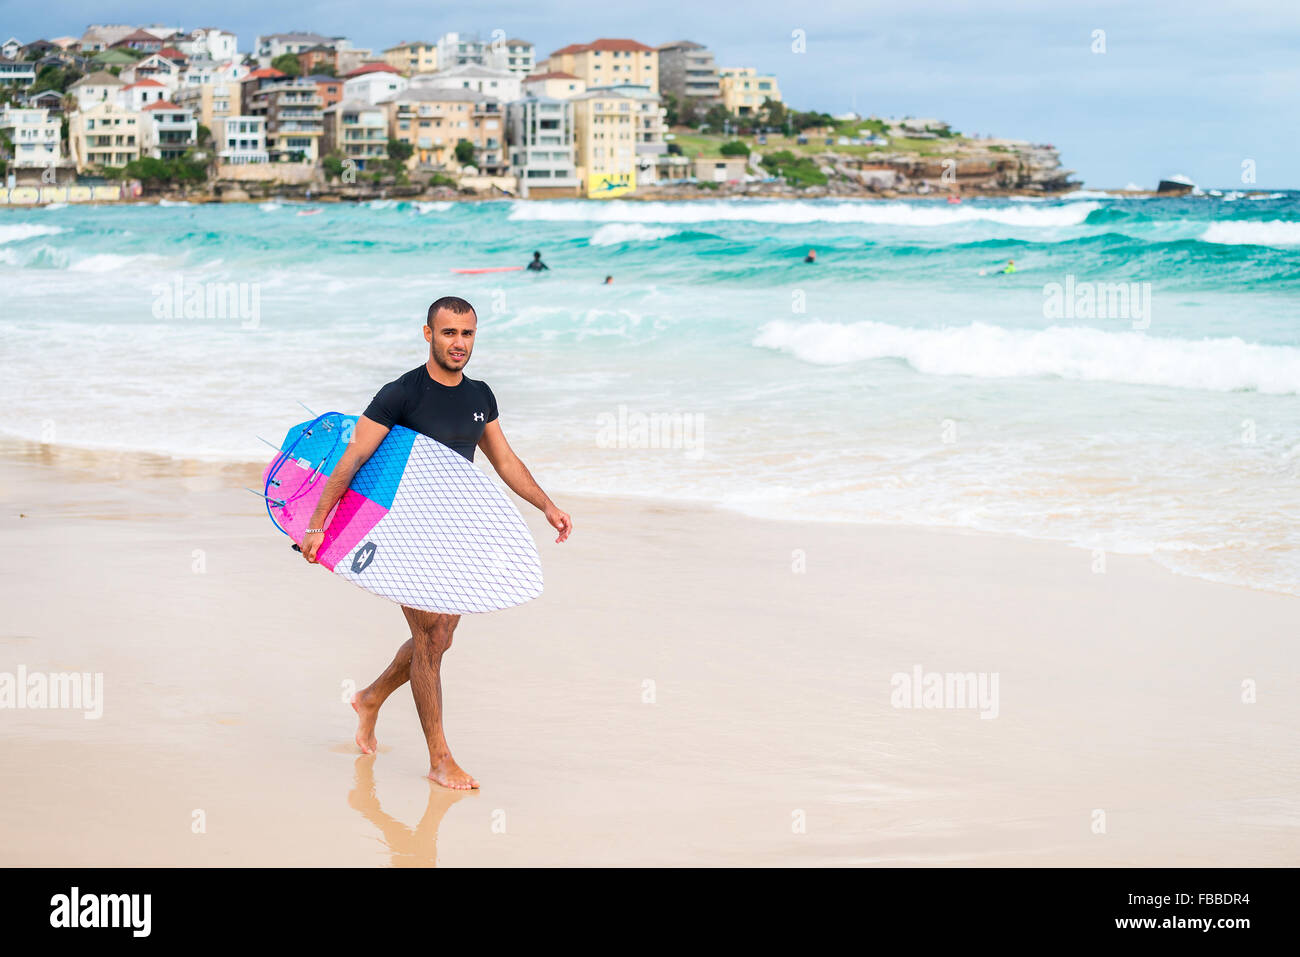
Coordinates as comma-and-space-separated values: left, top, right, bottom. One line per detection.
473, 412, 484, 421
351, 541, 377, 573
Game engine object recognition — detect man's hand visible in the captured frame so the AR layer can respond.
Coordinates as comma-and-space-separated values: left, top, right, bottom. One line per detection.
544, 504, 572, 543
301, 531, 325, 563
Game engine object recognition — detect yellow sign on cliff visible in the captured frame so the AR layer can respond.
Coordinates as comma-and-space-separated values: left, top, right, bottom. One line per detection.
587, 171, 635, 199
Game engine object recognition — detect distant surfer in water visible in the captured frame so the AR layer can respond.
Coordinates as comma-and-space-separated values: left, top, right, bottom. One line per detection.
300, 296, 572, 789
526, 250, 549, 271
604, 275, 613, 284
804, 249, 817, 263
1002, 259, 1016, 274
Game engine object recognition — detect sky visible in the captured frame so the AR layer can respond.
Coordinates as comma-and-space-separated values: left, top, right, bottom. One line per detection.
4, 0, 1297, 188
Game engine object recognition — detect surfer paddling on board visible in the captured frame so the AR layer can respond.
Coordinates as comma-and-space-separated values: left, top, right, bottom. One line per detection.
299, 296, 572, 789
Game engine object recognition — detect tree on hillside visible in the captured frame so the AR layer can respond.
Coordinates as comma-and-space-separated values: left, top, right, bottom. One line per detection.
662, 91, 679, 127
388, 137, 413, 164
677, 98, 701, 128
271, 53, 301, 76
760, 98, 787, 131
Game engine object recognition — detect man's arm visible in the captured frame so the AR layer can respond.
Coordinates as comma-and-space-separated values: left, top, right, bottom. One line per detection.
300, 415, 390, 563
477, 419, 571, 543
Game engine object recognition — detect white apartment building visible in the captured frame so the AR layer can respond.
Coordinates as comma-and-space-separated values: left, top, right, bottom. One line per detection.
140, 101, 198, 159
176, 28, 238, 62
344, 70, 409, 106
0, 106, 63, 168
486, 38, 534, 76
69, 71, 124, 109
506, 95, 578, 197
214, 116, 268, 164
412, 64, 521, 102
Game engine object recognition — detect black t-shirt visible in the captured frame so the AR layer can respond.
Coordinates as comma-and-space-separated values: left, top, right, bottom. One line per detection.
362, 365, 499, 462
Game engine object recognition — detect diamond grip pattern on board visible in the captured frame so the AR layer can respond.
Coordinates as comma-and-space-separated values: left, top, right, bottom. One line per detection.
332, 427, 544, 614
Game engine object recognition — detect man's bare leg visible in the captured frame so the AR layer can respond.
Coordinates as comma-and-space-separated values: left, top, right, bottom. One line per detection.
402, 606, 477, 789
351, 639, 413, 754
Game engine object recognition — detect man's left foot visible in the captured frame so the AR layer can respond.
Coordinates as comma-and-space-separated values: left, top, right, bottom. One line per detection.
428, 755, 479, 790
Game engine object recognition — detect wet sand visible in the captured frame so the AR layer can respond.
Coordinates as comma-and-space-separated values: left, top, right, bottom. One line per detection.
0, 439, 1296, 866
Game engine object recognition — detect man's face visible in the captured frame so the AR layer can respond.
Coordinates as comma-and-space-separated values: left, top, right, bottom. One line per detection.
425, 309, 477, 372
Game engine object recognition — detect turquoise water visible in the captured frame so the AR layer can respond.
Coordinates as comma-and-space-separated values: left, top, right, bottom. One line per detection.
2, 193, 1299, 593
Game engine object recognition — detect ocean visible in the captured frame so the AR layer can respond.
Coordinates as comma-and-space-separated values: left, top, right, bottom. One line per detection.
2, 192, 1298, 594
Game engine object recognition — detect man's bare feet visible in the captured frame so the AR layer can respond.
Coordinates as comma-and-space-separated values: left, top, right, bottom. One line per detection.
351, 691, 379, 754
428, 754, 479, 790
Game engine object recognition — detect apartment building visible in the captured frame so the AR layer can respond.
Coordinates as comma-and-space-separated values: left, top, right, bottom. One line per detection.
506, 94, 579, 198
175, 28, 238, 63
522, 72, 587, 99
247, 78, 324, 162
175, 60, 247, 129
322, 100, 389, 171
304, 74, 344, 109
381, 87, 504, 172
486, 38, 534, 76
382, 41, 438, 76
343, 63, 408, 105
140, 100, 197, 159
586, 83, 665, 185
718, 67, 782, 117
434, 32, 486, 69
0, 57, 37, 89
255, 32, 346, 64
214, 115, 268, 164
69, 100, 141, 170
656, 41, 720, 104
69, 71, 124, 109
570, 88, 636, 198
541, 39, 658, 92
119, 79, 169, 112
413, 64, 521, 102
0, 106, 63, 168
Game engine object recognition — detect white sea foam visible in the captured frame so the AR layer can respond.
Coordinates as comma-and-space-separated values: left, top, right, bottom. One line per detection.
510, 199, 1099, 228
0, 224, 63, 244
413, 201, 452, 214
67, 252, 176, 273
1202, 220, 1300, 245
753, 320, 1300, 394
589, 223, 680, 245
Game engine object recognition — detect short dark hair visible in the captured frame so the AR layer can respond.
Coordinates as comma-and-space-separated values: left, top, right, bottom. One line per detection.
426, 296, 476, 327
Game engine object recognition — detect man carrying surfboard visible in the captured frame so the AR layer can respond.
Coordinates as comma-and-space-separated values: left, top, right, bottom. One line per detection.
299, 296, 572, 790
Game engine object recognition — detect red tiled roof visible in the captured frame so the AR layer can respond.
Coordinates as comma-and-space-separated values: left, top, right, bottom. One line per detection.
122, 79, 165, 89
549, 38, 654, 57
526, 71, 578, 81
116, 29, 161, 43
143, 100, 181, 110
157, 47, 185, 59
343, 62, 401, 77
245, 67, 285, 79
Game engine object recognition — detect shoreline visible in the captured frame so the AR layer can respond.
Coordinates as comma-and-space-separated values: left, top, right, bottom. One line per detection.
2, 438, 1297, 866
3, 187, 1278, 209
2, 435, 1292, 603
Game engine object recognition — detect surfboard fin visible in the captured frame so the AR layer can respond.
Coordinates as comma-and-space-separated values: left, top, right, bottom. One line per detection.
244, 487, 286, 508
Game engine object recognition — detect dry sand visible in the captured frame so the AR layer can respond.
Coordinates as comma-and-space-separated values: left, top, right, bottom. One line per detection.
0, 439, 1296, 866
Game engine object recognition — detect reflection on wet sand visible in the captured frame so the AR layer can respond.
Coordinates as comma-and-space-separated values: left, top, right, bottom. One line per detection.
347, 755, 469, 867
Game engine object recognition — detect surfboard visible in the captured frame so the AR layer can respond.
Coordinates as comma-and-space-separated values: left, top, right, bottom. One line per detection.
262, 412, 543, 614
450, 266, 524, 274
